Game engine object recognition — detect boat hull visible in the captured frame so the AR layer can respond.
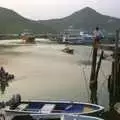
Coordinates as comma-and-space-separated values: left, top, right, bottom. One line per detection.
31, 114, 103, 120
22, 36, 35, 43
4, 100, 104, 117
62, 48, 74, 54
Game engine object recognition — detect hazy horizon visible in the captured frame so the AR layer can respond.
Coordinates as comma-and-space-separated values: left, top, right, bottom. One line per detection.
0, 0, 120, 20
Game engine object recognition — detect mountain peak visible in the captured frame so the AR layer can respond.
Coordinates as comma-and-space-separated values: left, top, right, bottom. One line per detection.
79, 7, 98, 14
70, 7, 100, 18
82, 7, 95, 11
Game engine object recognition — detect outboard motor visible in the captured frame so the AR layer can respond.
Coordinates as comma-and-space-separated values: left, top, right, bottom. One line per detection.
15, 94, 21, 104
9, 94, 21, 109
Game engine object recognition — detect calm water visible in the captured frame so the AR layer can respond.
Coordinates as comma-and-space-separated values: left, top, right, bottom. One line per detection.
0, 38, 112, 110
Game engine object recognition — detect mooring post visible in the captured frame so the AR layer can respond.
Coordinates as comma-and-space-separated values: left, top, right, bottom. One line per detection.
90, 42, 98, 104
95, 50, 104, 80
109, 29, 120, 109
113, 29, 119, 96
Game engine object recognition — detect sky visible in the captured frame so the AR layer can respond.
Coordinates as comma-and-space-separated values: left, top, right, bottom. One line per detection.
0, 0, 120, 20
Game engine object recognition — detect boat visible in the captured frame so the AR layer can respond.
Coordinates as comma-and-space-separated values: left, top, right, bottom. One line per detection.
0, 94, 104, 120
62, 47, 74, 54
3, 100, 104, 116
21, 31, 35, 43
61, 28, 93, 45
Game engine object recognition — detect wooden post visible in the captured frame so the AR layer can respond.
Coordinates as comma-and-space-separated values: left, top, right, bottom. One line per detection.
90, 43, 98, 104
113, 30, 119, 96
108, 63, 114, 108
108, 29, 120, 109
95, 50, 104, 80
90, 47, 104, 104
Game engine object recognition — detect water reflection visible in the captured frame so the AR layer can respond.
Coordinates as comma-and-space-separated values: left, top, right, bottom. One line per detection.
0, 80, 9, 94
78, 60, 92, 66
0, 67, 14, 94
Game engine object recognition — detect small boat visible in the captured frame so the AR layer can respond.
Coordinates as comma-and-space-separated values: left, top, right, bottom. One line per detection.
30, 114, 103, 120
62, 47, 74, 54
21, 31, 35, 43
3, 100, 104, 116
0, 94, 104, 120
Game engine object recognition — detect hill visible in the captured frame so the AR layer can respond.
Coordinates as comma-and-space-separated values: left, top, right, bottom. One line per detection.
0, 7, 55, 34
39, 7, 120, 33
0, 7, 120, 34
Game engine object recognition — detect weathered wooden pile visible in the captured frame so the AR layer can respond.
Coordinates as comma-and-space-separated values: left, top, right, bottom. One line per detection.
90, 29, 120, 119
108, 30, 120, 108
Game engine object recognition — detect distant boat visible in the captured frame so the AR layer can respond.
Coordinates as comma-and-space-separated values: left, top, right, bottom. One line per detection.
62, 47, 74, 54
61, 29, 93, 45
21, 31, 35, 43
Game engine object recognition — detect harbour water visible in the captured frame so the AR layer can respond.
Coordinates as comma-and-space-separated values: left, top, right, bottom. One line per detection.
0, 38, 111, 110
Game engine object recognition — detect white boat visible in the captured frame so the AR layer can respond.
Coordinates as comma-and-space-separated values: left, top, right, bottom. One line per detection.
0, 94, 104, 120
1, 100, 104, 120
4, 100, 104, 115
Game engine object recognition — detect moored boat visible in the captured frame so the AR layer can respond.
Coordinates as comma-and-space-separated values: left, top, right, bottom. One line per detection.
21, 31, 35, 43
62, 47, 74, 54
3, 100, 104, 117
0, 94, 104, 120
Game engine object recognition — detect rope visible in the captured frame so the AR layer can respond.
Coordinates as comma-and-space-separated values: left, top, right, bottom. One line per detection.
82, 47, 93, 70
82, 67, 90, 102
88, 47, 93, 61
77, 45, 110, 102
75, 47, 104, 102
97, 66, 109, 94
79, 47, 93, 102
101, 66, 109, 80
82, 48, 108, 99
98, 78, 108, 95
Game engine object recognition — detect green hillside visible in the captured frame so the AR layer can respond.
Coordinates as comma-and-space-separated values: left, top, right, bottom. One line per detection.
0, 7, 55, 34
0, 6, 120, 34
39, 7, 120, 33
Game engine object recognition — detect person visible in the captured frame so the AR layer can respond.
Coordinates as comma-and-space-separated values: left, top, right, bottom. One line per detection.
15, 94, 21, 103
93, 27, 104, 45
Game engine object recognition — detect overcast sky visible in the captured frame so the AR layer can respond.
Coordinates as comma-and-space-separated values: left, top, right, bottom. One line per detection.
0, 0, 120, 20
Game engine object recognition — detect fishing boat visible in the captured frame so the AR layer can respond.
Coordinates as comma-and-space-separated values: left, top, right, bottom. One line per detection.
62, 47, 74, 54
0, 94, 104, 120
21, 30, 35, 43
3, 100, 104, 116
